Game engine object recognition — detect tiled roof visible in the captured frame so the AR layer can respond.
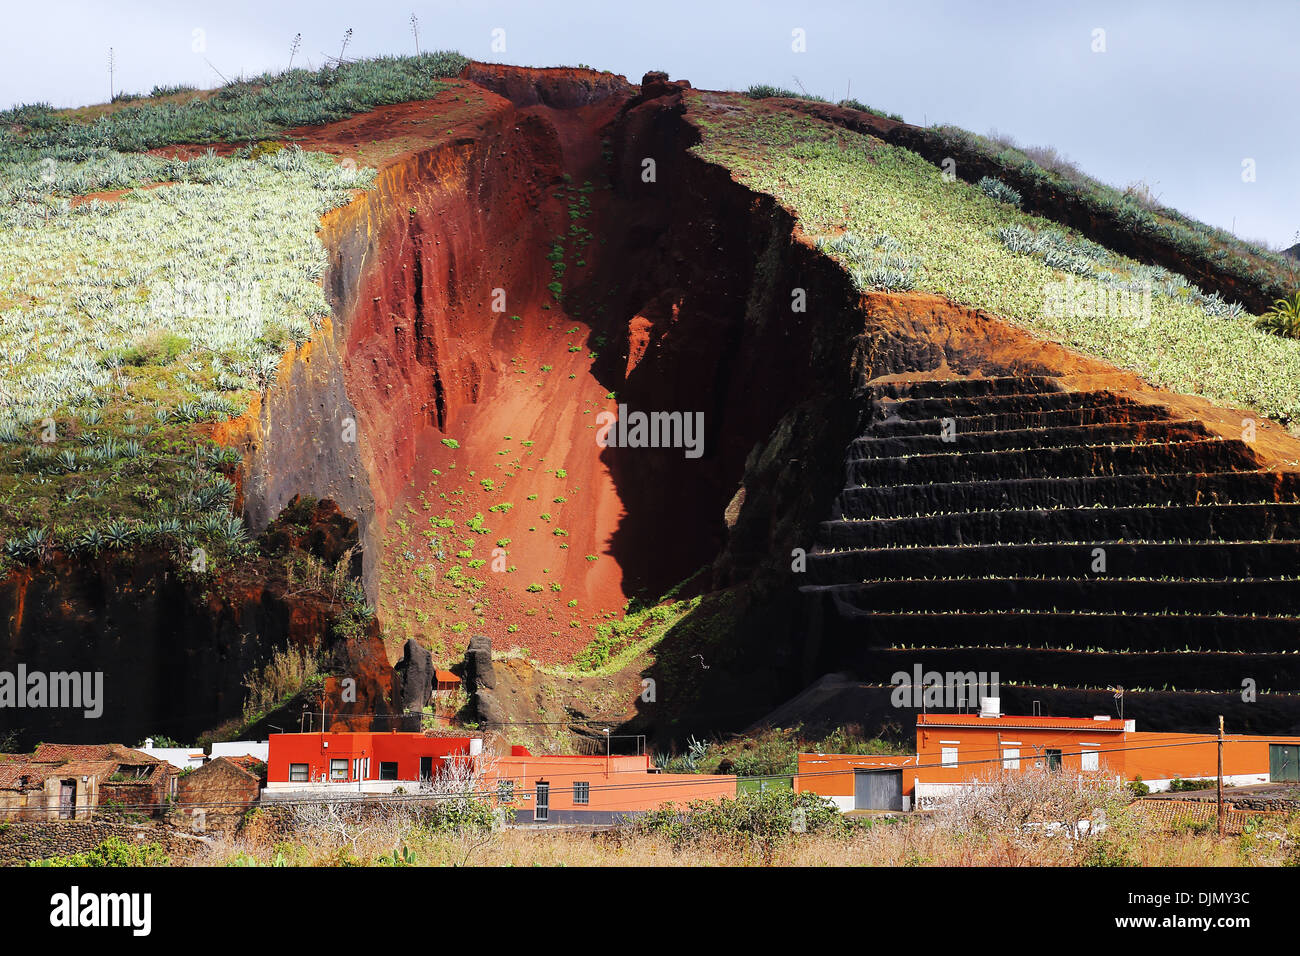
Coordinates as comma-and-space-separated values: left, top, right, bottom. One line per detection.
1133, 798, 1287, 836
31, 742, 165, 764
53, 759, 124, 779
219, 755, 267, 779
0, 757, 42, 790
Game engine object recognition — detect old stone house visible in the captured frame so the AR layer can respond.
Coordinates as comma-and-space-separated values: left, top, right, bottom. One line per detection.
0, 744, 174, 822
174, 755, 266, 834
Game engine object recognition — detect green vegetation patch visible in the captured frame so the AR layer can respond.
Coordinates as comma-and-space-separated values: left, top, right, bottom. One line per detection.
0, 52, 469, 162
0, 146, 374, 562
692, 100, 1300, 426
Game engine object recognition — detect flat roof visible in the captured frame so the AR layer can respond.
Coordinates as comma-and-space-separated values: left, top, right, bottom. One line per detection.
916, 714, 1128, 731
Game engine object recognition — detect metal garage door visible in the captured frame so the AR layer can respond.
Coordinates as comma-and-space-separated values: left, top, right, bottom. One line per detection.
854, 769, 903, 810
1270, 745, 1300, 782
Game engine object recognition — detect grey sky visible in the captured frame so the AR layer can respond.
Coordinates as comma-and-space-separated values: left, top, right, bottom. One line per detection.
2, 0, 1295, 248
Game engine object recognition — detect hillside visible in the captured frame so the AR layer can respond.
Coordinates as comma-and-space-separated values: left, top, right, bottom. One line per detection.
2, 56, 1299, 749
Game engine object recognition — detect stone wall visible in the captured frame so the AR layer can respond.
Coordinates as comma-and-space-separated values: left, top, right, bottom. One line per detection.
0, 820, 205, 865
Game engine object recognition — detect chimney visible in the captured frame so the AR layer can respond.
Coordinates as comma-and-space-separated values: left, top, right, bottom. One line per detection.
978, 697, 1000, 718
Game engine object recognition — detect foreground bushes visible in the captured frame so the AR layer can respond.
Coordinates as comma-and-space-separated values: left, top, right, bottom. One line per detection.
632, 787, 857, 845
29, 836, 170, 867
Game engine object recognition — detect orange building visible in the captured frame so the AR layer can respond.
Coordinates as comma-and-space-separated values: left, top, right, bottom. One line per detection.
797, 708, 1300, 811
487, 749, 736, 825
263, 732, 736, 823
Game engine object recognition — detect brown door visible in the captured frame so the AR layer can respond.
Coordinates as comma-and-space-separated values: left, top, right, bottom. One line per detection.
59, 780, 76, 819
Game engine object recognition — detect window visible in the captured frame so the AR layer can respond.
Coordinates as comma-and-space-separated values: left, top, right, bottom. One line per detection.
941, 747, 958, 768
379, 762, 399, 781
289, 763, 308, 782
1045, 749, 1063, 772
536, 782, 550, 822
330, 759, 348, 781
1002, 748, 1020, 771
1081, 750, 1099, 772
573, 781, 590, 805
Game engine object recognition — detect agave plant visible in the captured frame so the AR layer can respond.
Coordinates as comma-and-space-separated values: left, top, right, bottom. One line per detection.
103, 519, 136, 549
977, 175, 1022, 207
145, 517, 184, 540
997, 224, 1036, 254
1257, 291, 1300, 338
72, 527, 105, 554
193, 485, 229, 511
4, 526, 50, 561
218, 516, 249, 546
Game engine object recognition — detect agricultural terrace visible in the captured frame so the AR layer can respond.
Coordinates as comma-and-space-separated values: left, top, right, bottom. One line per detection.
0, 147, 372, 567
0, 53, 469, 571
690, 96, 1300, 428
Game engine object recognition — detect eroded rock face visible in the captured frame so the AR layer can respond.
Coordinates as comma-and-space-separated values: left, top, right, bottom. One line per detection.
459, 62, 631, 108
0, 498, 398, 749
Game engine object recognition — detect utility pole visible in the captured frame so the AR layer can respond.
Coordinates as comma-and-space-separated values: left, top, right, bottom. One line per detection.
1217, 715, 1225, 837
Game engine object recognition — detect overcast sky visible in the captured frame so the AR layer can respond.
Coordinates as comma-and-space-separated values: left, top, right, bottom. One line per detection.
2, 0, 1295, 248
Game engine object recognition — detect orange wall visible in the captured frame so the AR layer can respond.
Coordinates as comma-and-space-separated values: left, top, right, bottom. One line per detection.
796, 720, 1300, 804
488, 755, 735, 813
796, 753, 919, 799
916, 724, 1127, 787
1123, 733, 1276, 783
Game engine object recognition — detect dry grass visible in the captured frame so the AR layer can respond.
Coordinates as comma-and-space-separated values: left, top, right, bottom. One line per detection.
187, 802, 1300, 868
240, 644, 323, 724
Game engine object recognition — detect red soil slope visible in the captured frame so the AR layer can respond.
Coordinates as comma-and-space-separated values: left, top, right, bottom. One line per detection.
313, 72, 646, 662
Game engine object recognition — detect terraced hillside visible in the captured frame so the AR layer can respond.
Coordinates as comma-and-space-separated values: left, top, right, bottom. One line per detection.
4, 56, 1299, 749
803, 375, 1300, 729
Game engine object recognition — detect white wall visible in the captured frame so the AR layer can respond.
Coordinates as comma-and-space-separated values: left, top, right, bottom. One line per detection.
1141, 773, 1268, 793
262, 779, 423, 798
135, 746, 205, 770
211, 741, 269, 762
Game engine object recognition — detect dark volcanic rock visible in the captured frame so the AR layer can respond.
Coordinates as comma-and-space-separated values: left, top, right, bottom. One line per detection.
464, 634, 496, 692
395, 639, 433, 712
462, 635, 505, 726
